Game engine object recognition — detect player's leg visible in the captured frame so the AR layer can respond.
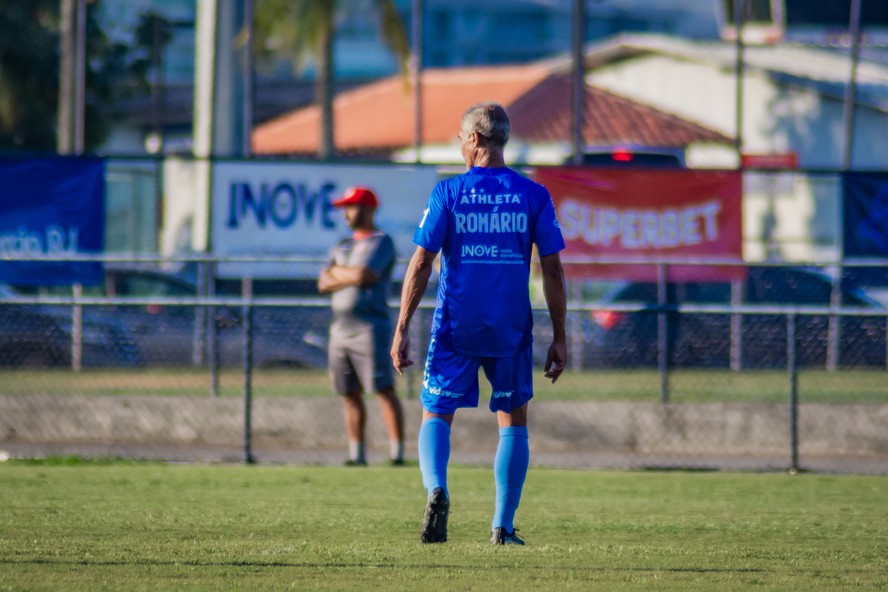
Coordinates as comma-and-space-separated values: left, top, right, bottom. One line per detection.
491, 405, 529, 544
418, 409, 452, 543
369, 328, 405, 464
418, 341, 480, 543
330, 333, 367, 465
341, 390, 367, 465
485, 343, 534, 544
376, 385, 405, 464
418, 409, 452, 494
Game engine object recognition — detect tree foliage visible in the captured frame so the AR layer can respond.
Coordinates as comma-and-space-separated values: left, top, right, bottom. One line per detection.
254, 0, 410, 158
0, 0, 170, 152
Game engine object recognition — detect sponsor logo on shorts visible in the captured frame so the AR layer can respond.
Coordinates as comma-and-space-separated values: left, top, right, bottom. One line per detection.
424, 384, 461, 399
492, 390, 514, 399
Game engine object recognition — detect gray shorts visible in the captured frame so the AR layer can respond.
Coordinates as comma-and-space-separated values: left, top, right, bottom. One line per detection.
328, 328, 394, 395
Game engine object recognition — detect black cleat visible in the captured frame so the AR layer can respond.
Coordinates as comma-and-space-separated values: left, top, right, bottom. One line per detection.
491, 527, 525, 545
343, 459, 367, 467
421, 487, 449, 543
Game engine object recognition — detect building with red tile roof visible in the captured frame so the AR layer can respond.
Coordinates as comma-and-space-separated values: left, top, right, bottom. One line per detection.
251, 61, 731, 164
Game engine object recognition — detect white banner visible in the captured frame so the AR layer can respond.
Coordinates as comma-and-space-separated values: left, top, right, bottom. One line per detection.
211, 162, 439, 278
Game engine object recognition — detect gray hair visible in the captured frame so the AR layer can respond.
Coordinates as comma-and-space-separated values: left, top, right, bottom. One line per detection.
461, 102, 510, 148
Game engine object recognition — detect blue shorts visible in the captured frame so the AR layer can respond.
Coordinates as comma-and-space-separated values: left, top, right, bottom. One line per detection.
420, 338, 534, 415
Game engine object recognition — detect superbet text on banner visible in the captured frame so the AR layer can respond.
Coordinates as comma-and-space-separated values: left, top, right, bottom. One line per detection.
534, 167, 743, 282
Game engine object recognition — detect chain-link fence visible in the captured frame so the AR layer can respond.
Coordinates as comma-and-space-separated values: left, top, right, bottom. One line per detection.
0, 257, 886, 473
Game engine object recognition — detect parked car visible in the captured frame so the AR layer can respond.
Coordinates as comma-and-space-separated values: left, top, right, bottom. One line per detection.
536, 266, 887, 370
88, 265, 331, 369
0, 284, 140, 368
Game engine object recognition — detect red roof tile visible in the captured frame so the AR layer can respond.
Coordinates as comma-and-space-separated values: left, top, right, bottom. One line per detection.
510, 73, 730, 147
252, 63, 730, 156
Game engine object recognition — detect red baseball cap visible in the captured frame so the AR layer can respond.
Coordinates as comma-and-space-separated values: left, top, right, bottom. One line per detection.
331, 186, 379, 208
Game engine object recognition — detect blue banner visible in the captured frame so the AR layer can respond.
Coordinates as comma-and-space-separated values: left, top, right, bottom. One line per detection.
0, 157, 105, 286
842, 172, 888, 286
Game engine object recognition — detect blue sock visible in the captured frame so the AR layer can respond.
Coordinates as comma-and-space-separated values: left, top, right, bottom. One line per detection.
492, 426, 529, 532
418, 418, 451, 495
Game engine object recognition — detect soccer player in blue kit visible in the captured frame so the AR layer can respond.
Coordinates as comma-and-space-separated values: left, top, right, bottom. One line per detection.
391, 102, 568, 545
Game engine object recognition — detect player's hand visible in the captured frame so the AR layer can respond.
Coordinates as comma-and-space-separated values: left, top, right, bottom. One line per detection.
391, 329, 413, 375
543, 341, 567, 383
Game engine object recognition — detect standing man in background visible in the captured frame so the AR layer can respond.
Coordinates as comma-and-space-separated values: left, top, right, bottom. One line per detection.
319, 186, 405, 466
391, 102, 567, 544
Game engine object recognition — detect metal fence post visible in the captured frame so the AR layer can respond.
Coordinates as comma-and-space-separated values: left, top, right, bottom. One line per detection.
827, 271, 841, 371
194, 259, 207, 368
657, 262, 669, 403
730, 279, 743, 370
570, 280, 582, 372
242, 277, 256, 464
207, 260, 220, 398
71, 283, 83, 372
787, 312, 799, 474
406, 308, 421, 400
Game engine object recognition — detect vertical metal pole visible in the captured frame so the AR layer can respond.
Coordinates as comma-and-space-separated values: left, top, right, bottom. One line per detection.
208, 260, 220, 397
787, 312, 799, 474
58, 0, 86, 154
73, 0, 86, 153
571, 0, 586, 165
406, 309, 420, 400
570, 280, 582, 372
411, 0, 424, 163
827, 272, 842, 371
71, 283, 83, 372
194, 259, 207, 368
58, 0, 74, 153
730, 279, 743, 370
151, 15, 166, 153
657, 262, 669, 403
242, 276, 255, 464
733, 0, 745, 160
194, 0, 217, 158
733, 1, 748, 369
242, 0, 254, 157
842, 0, 863, 170
830, 0, 863, 372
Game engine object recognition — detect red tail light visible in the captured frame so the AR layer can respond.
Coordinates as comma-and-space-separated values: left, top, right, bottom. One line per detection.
592, 310, 623, 330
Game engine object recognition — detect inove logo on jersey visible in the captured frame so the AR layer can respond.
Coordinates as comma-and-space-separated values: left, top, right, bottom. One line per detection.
461, 244, 499, 257
226, 180, 338, 230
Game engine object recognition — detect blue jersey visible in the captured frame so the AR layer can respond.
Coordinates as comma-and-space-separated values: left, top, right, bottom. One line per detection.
413, 166, 565, 357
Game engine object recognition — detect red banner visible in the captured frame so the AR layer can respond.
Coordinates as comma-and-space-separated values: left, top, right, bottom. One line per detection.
534, 167, 744, 281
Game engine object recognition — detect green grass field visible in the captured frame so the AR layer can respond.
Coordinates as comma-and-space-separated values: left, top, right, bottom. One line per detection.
1, 461, 886, 591
1, 367, 886, 403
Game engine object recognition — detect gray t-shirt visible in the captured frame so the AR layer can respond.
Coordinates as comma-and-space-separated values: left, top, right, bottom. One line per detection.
328, 231, 396, 334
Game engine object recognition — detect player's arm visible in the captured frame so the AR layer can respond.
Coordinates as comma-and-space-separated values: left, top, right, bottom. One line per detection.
391, 245, 436, 374
540, 251, 568, 383
317, 265, 379, 293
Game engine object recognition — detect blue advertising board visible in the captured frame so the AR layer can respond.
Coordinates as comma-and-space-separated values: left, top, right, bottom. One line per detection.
843, 172, 888, 258
842, 172, 888, 286
0, 157, 105, 286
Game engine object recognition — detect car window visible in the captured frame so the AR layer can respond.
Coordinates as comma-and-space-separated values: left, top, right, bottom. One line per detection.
613, 283, 657, 303
748, 268, 830, 305
684, 282, 731, 304
841, 287, 873, 307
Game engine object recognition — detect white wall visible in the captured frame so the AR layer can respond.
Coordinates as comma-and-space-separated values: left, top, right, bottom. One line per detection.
587, 52, 888, 261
